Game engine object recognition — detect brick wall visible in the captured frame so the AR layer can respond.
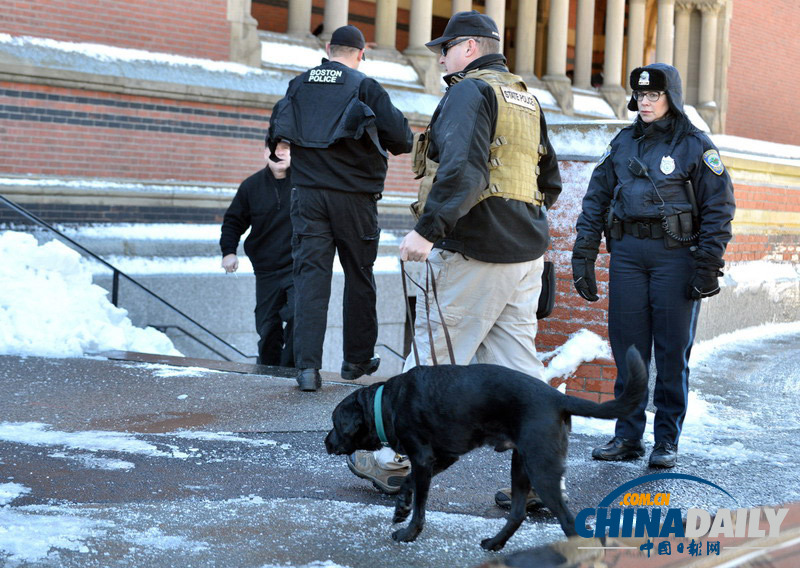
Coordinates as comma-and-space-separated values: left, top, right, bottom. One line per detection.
0, 80, 419, 190
0, 0, 231, 61
726, 0, 800, 145
0, 82, 266, 184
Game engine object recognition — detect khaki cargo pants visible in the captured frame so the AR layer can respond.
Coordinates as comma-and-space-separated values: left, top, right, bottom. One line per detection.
403, 248, 545, 378
375, 249, 546, 470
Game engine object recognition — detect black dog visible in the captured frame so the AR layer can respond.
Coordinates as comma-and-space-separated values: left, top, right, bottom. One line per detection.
325, 345, 647, 550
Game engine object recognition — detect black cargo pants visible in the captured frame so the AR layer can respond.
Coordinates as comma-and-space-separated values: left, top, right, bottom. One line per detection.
254, 265, 295, 367
290, 186, 380, 370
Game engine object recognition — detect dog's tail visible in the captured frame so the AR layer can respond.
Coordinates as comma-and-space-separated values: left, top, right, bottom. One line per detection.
560, 345, 647, 420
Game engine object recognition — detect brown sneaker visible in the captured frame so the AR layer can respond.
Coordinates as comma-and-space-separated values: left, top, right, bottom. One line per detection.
346, 450, 409, 494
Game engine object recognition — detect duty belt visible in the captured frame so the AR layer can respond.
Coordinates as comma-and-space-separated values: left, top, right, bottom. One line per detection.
621, 219, 664, 239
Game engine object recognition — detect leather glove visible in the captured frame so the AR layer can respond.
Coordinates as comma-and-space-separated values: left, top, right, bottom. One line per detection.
688, 246, 724, 300
571, 237, 600, 302
688, 267, 723, 299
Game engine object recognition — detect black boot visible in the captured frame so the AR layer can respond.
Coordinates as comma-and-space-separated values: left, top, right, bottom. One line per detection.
591, 437, 645, 461
296, 369, 321, 392
649, 442, 678, 468
340, 356, 380, 380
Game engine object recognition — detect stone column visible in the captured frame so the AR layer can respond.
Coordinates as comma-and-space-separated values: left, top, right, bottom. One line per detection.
656, 0, 675, 64
485, 0, 506, 50
322, 0, 349, 41
514, 0, 538, 78
627, 0, 647, 82
543, 0, 572, 113
673, 1, 693, 85
407, 0, 433, 51
287, 0, 313, 36
601, 0, 626, 117
452, 0, 472, 15
375, 0, 398, 49
405, 0, 439, 94
227, 0, 261, 67
573, 0, 596, 89
697, 0, 722, 127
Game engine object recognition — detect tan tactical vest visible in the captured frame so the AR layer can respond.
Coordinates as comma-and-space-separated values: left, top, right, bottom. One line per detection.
410, 69, 546, 220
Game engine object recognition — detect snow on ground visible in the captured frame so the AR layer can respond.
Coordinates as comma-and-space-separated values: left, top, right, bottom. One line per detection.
0, 421, 290, 469
0, 492, 564, 566
0, 231, 180, 358
572, 320, 800, 463
0, 422, 174, 458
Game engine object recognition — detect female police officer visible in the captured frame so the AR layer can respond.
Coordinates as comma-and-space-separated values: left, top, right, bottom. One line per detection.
571, 63, 735, 468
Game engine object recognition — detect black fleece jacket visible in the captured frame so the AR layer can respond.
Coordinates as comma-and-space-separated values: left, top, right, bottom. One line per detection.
219, 168, 292, 271
414, 54, 562, 263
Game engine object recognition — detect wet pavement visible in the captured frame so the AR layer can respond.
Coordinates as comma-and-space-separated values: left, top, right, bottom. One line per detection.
1, 331, 799, 567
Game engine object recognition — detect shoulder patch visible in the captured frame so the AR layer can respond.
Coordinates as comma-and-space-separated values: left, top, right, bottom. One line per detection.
703, 149, 725, 175
597, 145, 612, 166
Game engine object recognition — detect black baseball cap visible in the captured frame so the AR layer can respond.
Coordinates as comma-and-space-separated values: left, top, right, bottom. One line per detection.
425, 10, 500, 53
330, 25, 365, 49
329, 25, 366, 60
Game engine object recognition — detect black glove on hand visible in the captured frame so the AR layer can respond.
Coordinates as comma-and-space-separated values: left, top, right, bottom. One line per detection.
688, 267, 722, 299
572, 238, 600, 302
688, 247, 724, 300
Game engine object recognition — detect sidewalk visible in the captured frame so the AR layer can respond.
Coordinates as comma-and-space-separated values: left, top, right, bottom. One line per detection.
1, 329, 798, 567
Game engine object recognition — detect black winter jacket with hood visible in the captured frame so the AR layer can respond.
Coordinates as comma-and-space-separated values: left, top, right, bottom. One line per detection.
414, 54, 562, 263
575, 62, 735, 264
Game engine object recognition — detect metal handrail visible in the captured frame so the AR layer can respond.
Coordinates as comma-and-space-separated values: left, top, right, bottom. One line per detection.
150, 325, 242, 361
0, 193, 254, 361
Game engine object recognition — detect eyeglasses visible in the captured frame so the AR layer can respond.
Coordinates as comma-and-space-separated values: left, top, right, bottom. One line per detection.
633, 91, 665, 102
441, 37, 476, 57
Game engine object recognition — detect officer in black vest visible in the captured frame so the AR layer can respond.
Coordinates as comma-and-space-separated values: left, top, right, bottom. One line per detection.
268, 25, 413, 391
572, 63, 735, 468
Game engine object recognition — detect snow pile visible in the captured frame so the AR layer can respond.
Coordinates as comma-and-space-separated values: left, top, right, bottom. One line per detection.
542, 329, 612, 386
0, 231, 180, 358
723, 260, 800, 300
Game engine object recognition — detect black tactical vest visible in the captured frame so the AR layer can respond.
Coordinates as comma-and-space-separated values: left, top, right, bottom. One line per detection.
269, 61, 382, 154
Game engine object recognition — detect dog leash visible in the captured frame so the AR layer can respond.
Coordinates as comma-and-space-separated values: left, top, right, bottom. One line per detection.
400, 259, 456, 366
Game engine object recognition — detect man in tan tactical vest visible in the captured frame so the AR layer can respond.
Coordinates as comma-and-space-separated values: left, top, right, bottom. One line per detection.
346, 10, 564, 509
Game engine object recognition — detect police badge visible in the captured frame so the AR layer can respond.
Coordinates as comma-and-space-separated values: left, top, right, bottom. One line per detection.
660, 155, 675, 175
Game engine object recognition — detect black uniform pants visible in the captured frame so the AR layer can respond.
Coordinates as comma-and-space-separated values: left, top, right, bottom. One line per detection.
290, 186, 380, 370
608, 234, 701, 445
254, 265, 295, 367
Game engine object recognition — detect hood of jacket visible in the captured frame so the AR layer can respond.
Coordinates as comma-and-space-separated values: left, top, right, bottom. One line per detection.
627, 62, 686, 115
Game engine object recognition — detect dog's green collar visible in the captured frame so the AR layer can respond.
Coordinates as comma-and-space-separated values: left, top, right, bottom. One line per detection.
374, 385, 390, 448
